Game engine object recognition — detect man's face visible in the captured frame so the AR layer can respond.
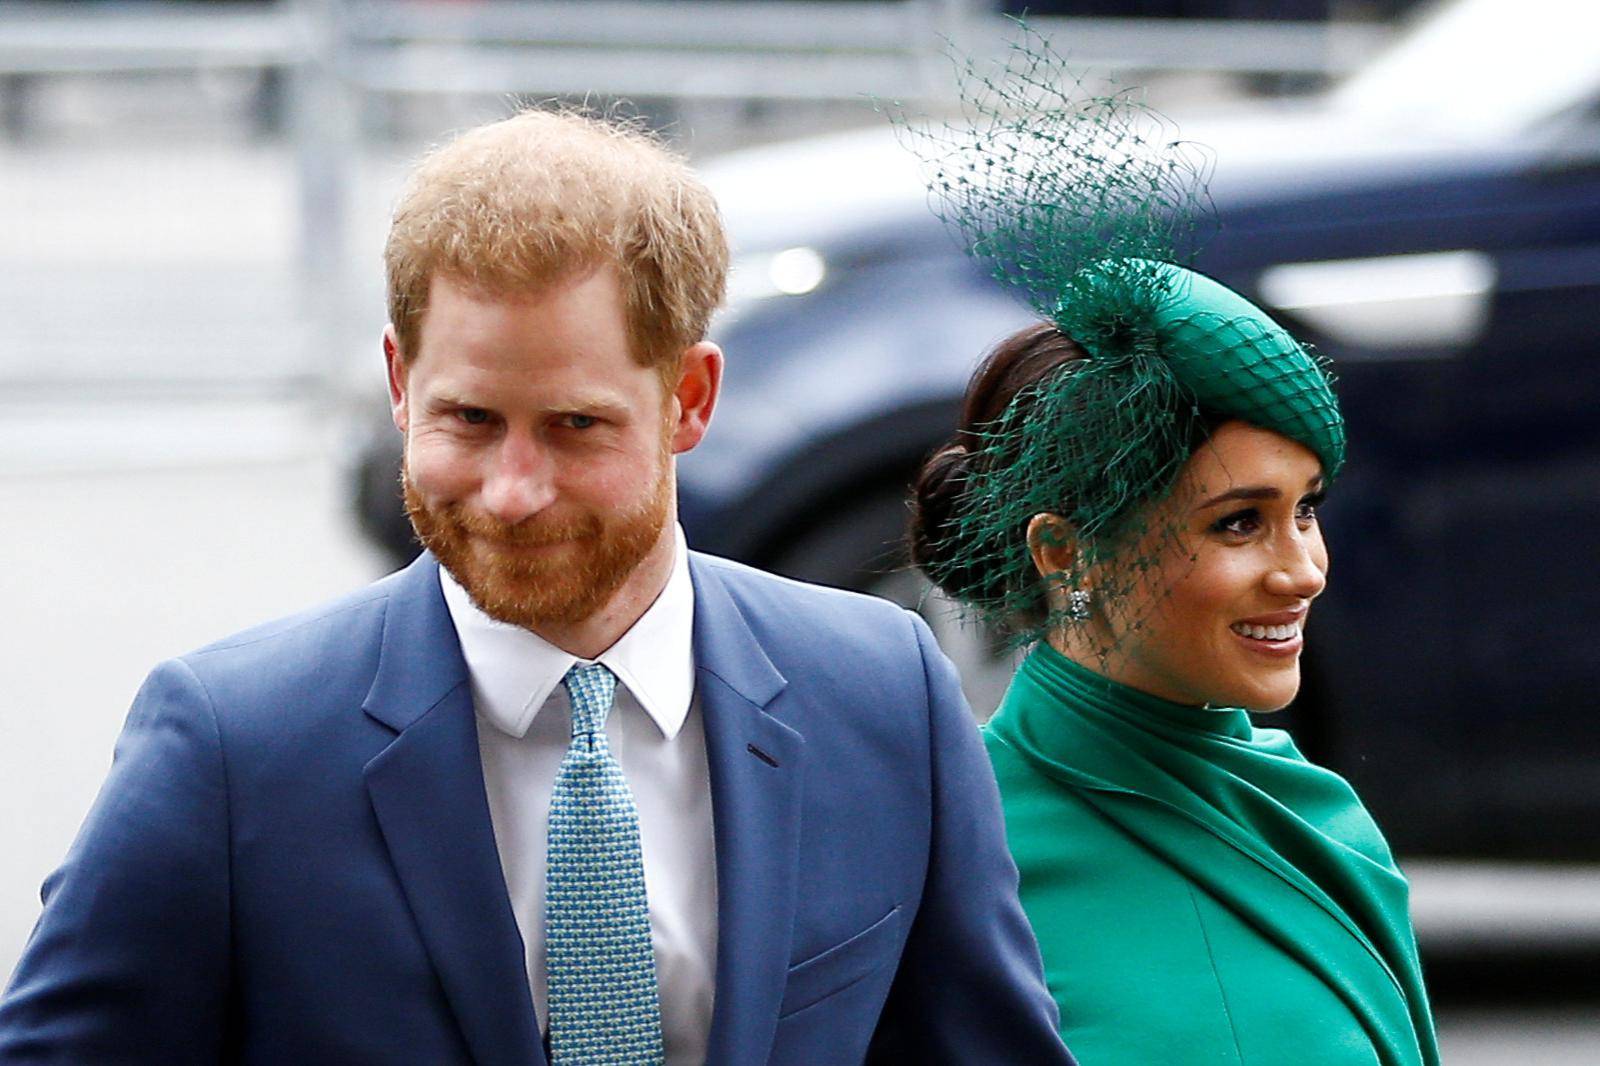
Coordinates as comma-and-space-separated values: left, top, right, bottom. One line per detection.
386, 268, 697, 632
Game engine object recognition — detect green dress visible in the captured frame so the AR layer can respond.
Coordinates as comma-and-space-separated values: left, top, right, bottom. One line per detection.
985, 644, 1439, 1066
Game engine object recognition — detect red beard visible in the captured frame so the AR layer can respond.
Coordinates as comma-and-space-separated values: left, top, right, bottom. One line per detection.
403, 460, 671, 631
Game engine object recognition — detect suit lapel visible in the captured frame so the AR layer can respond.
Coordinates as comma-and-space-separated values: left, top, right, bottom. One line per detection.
689, 556, 805, 1066
362, 555, 544, 1066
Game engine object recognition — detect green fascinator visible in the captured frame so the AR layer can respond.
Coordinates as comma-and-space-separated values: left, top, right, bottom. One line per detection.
1140, 261, 1344, 477
901, 29, 1344, 646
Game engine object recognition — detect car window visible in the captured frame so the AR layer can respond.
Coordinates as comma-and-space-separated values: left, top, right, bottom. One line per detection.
1331, 0, 1600, 136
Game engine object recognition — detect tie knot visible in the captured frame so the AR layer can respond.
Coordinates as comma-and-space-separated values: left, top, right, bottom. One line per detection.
562, 663, 617, 738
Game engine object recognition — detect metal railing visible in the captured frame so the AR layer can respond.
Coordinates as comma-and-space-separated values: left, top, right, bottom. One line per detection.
0, 0, 1392, 402
0, 1, 1388, 95
0, 2, 304, 74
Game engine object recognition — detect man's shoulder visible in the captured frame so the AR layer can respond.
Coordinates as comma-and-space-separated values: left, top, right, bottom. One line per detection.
689, 551, 913, 627
171, 562, 425, 709
188, 566, 407, 660
688, 550, 929, 672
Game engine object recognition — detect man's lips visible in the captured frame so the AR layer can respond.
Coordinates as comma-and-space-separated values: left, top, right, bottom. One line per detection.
471, 536, 587, 563
467, 525, 595, 548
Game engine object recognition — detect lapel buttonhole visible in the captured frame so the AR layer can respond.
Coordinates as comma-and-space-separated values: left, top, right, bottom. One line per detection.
746, 743, 780, 768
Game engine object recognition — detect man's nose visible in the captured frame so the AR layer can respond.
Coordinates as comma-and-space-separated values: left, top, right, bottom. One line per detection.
480, 432, 556, 525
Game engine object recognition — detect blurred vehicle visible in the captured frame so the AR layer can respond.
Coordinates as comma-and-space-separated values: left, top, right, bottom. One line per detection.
349, 0, 1600, 860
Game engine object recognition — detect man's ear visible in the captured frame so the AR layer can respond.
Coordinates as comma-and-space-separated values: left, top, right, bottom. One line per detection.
383, 325, 409, 435
667, 341, 723, 454
1026, 513, 1078, 583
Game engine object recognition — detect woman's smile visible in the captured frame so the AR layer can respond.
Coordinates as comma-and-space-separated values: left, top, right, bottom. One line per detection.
1228, 607, 1307, 657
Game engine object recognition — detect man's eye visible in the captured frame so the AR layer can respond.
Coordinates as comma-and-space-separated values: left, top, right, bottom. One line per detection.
564, 414, 597, 430
457, 408, 491, 425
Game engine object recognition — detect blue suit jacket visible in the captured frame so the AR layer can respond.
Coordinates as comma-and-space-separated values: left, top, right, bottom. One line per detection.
0, 552, 1071, 1065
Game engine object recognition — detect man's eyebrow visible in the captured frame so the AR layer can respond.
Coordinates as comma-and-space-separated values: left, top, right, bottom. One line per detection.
559, 395, 630, 412
424, 391, 629, 413
1196, 474, 1324, 510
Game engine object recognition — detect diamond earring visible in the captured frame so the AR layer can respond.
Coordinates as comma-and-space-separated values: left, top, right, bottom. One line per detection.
1067, 588, 1092, 622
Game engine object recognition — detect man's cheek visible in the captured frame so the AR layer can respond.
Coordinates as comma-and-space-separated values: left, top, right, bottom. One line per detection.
406, 444, 478, 499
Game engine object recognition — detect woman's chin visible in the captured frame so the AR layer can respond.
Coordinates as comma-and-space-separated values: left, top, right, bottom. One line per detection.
1218, 664, 1302, 713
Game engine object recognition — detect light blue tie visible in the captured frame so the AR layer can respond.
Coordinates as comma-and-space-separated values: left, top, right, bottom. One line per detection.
546, 663, 665, 1066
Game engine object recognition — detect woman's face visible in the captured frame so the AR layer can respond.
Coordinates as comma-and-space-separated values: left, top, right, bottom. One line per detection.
1059, 420, 1329, 711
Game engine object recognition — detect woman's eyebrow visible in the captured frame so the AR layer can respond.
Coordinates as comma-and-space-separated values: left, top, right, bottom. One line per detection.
1197, 486, 1280, 509
1197, 473, 1325, 510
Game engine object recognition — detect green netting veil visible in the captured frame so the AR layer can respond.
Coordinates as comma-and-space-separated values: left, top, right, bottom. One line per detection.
898, 28, 1345, 649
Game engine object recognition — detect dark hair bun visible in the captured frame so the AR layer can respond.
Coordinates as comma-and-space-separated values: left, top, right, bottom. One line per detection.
906, 321, 1090, 618
908, 442, 975, 593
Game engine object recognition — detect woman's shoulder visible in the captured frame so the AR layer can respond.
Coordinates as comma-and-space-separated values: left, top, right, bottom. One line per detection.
987, 747, 1191, 925
998, 778, 1383, 1066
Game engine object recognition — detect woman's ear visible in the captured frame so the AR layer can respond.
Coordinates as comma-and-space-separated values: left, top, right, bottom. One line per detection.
1027, 513, 1077, 582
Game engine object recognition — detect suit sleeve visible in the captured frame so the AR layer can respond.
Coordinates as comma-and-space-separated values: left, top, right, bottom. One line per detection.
0, 659, 231, 1064
867, 612, 1076, 1064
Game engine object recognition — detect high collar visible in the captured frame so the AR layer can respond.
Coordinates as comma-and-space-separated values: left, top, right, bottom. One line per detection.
988, 641, 1437, 1066
440, 525, 696, 740
1024, 642, 1255, 742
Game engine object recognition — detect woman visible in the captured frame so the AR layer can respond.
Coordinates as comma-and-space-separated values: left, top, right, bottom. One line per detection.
901, 37, 1439, 1066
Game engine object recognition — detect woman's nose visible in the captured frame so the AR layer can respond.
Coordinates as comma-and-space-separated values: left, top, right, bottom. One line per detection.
1265, 531, 1327, 600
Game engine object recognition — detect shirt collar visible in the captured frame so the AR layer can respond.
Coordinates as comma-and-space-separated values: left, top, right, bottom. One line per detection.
439, 525, 696, 741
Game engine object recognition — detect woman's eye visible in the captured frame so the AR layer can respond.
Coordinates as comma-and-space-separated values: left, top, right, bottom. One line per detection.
1212, 509, 1261, 536
1296, 492, 1325, 525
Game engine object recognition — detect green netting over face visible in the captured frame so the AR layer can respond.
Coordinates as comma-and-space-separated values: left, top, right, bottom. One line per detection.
897, 27, 1345, 656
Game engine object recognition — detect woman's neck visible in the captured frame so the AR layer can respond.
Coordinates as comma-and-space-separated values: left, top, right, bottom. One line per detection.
1045, 627, 1207, 708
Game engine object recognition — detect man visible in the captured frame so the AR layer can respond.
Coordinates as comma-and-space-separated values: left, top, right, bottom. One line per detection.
0, 111, 1071, 1065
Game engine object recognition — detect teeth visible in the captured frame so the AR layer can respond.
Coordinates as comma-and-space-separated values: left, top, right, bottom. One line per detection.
1231, 622, 1300, 641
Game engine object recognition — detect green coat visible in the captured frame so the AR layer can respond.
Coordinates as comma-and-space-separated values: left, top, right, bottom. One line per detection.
985, 644, 1438, 1066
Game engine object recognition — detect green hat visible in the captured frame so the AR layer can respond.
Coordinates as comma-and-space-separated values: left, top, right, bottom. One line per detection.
1130, 260, 1344, 479
899, 28, 1344, 647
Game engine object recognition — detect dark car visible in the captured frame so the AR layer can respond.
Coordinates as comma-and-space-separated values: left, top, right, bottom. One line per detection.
352, 4, 1600, 861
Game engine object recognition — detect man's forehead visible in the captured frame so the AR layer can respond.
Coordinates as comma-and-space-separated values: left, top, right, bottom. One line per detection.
425, 262, 613, 307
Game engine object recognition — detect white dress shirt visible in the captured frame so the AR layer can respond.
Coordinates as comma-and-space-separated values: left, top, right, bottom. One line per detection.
439, 527, 717, 1065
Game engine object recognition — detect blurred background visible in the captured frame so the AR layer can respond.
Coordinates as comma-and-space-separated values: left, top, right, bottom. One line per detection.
2, 0, 1597, 1058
